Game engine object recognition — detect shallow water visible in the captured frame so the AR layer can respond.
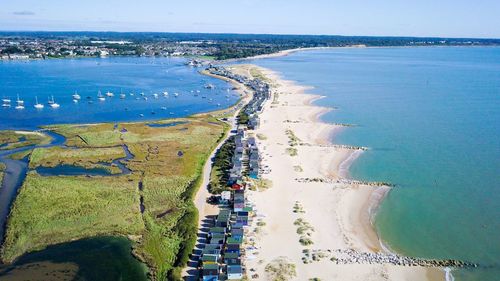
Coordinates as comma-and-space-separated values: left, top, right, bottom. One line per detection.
0, 236, 148, 281
250, 47, 500, 280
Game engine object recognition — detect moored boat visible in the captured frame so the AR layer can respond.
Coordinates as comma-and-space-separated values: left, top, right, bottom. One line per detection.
34, 96, 44, 109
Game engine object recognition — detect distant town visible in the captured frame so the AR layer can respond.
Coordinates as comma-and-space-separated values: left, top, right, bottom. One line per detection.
1, 31, 500, 61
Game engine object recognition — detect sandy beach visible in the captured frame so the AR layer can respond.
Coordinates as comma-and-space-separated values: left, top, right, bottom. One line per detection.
234, 66, 445, 280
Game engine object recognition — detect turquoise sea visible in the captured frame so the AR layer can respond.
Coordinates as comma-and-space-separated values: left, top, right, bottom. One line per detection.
250, 47, 500, 280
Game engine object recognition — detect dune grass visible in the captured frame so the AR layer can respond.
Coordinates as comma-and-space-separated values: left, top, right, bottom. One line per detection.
2, 117, 227, 280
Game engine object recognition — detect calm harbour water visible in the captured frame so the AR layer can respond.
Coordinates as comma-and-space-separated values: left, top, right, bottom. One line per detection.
0, 56, 239, 130
250, 47, 500, 280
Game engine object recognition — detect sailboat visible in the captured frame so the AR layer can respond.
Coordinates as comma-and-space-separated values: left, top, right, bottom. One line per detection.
72, 91, 81, 100
97, 91, 106, 101
105, 91, 114, 97
34, 96, 44, 109
163, 91, 169, 97
16, 94, 24, 105
15, 94, 25, 109
2, 97, 11, 107
49, 96, 60, 108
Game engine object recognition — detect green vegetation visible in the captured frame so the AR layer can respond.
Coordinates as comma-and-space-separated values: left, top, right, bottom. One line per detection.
0, 162, 5, 185
265, 257, 297, 281
2, 117, 226, 280
209, 136, 235, 194
286, 147, 298, 156
285, 129, 300, 146
29, 146, 125, 169
2, 173, 144, 262
237, 106, 250, 125
0, 131, 52, 150
299, 237, 314, 246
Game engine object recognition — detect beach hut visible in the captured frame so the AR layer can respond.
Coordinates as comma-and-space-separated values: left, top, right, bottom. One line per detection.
201, 254, 219, 265
220, 191, 231, 204
209, 227, 227, 235
224, 253, 241, 267
225, 244, 241, 255
201, 248, 221, 258
209, 233, 226, 245
227, 265, 243, 280
202, 264, 220, 281
227, 236, 243, 244
230, 228, 244, 239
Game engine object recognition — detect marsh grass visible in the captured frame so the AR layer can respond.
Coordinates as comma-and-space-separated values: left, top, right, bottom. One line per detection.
29, 146, 126, 169
0, 131, 52, 150
2, 173, 144, 262
3, 117, 226, 280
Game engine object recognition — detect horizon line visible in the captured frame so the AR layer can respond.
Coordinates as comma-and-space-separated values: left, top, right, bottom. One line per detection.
0, 30, 499, 41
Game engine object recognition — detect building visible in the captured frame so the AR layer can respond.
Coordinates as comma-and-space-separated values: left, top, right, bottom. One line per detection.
227, 265, 243, 280
202, 264, 220, 281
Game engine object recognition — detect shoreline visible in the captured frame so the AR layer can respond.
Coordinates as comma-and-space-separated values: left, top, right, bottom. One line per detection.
235, 65, 444, 280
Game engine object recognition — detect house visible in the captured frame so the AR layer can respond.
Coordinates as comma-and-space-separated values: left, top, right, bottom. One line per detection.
227, 265, 243, 280
202, 264, 220, 281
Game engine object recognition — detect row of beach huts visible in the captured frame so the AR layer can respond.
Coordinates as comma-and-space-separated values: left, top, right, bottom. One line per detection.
198, 66, 271, 280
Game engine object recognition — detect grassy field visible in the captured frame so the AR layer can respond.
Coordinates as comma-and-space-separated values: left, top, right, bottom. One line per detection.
2, 117, 227, 280
0, 131, 52, 150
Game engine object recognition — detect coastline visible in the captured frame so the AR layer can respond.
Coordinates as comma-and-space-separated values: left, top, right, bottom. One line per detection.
232, 65, 444, 280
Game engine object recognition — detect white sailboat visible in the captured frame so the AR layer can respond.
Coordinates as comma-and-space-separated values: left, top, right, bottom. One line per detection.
2, 97, 11, 107
16, 94, 24, 105
163, 91, 169, 97
105, 91, 114, 97
49, 96, 60, 108
72, 92, 81, 100
34, 96, 44, 109
97, 91, 106, 101
153, 93, 159, 98
15, 94, 24, 109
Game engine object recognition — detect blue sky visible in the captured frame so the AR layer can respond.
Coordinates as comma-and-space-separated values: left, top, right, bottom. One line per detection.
1, 0, 499, 38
